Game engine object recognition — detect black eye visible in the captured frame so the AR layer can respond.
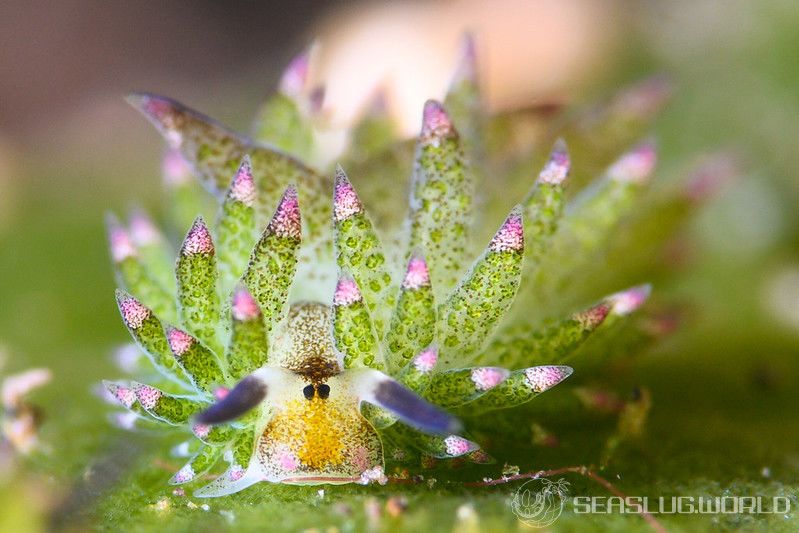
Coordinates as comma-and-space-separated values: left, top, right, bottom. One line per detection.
317, 383, 330, 399
302, 384, 315, 400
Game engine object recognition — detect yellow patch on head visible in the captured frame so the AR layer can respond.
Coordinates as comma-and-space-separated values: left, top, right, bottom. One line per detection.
266, 396, 347, 470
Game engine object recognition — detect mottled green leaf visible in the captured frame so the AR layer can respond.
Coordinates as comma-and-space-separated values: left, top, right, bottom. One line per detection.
384, 423, 479, 459
176, 217, 221, 353
115, 290, 185, 383
482, 299, 611, 369
127, 93, 330, 248
216, 157, 258, 292
191, 421, 237, 446
361, 404, 396, 430
398, 345, 439, 394
384, 254, 436, 372
226, 285, 269, 381
438, 206, 524, 366
333, 166, 393, 333
165, 326, 226, 394
207, 426, 257, 485
467, 366, 573, 414
406, 100, 474, 297
425, 366, 510, 408
521, 139, 569, 268
241, 186, 301, 336
362, 345, 441, 431
132, 382, 205, 425
332, 274, 382, 370
102, 381, 153, 421
170, 444, 225, 485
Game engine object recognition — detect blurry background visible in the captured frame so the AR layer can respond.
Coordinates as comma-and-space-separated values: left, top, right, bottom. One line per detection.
1, 0, 798, 530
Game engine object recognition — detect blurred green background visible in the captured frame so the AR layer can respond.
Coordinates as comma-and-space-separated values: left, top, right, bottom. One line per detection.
1, 1, 798, 531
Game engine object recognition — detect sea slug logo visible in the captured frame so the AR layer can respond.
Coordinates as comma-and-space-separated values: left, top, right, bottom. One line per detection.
510, 478, 570, 527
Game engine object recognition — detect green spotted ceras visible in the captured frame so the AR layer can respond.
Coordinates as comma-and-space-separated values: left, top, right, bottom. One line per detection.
102, 41, 662, 497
